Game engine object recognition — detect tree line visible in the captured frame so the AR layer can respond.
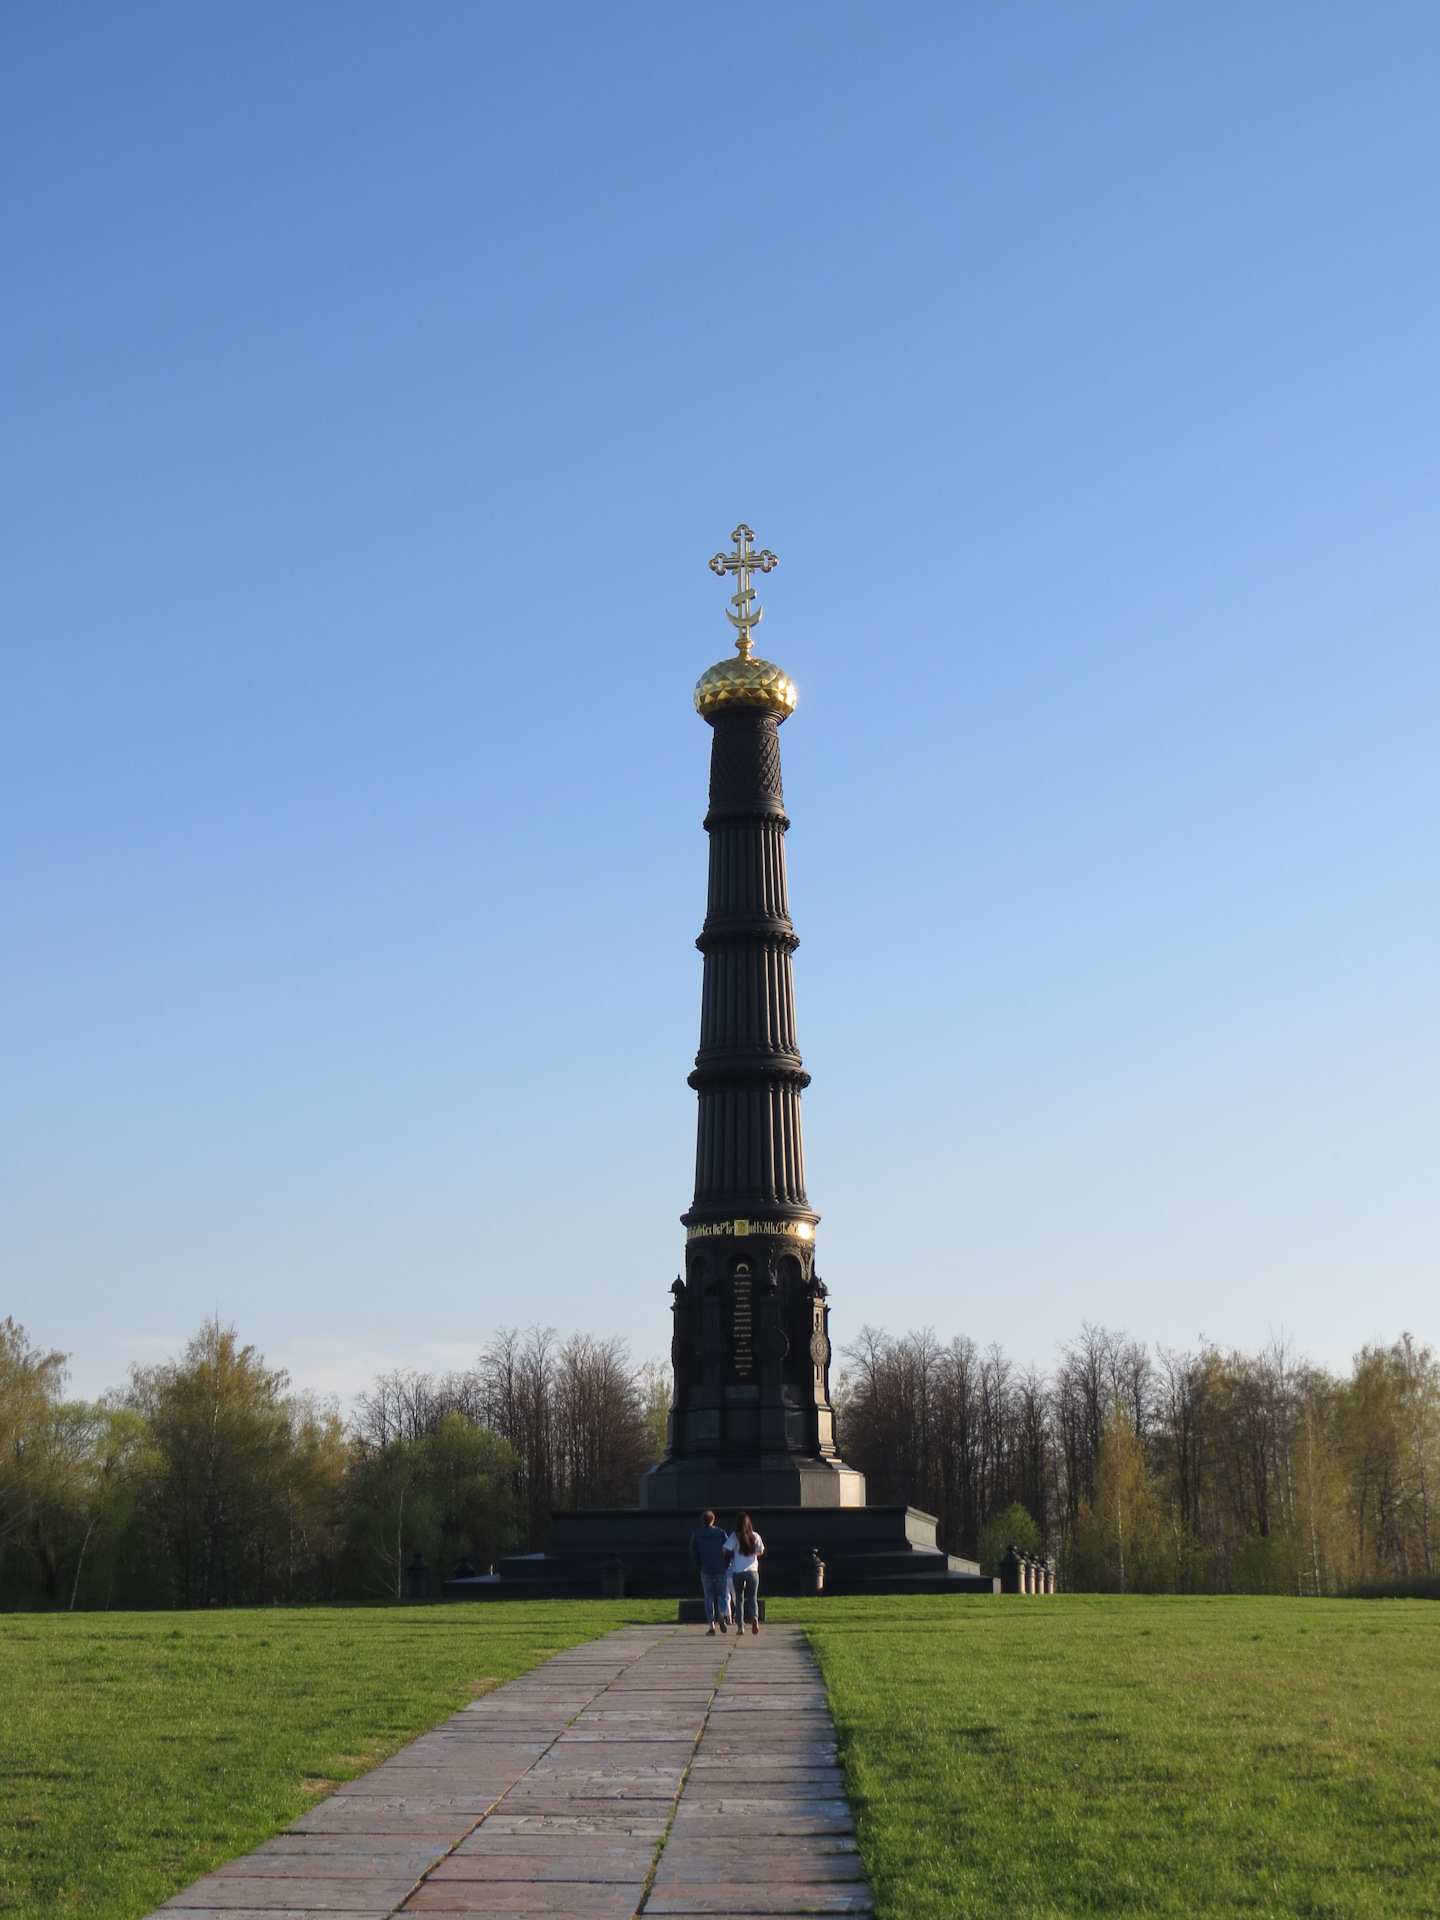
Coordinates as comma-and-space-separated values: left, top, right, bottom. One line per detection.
3, 1312, 1434, 1605
0, 1316, 666, 1609
837, 1323, 1439, 1593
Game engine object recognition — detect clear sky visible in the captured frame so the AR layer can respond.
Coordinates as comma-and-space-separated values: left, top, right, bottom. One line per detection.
3, 6, 1437, 1403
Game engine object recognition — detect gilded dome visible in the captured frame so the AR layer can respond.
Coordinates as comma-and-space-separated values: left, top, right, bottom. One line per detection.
694, 652, 797, 722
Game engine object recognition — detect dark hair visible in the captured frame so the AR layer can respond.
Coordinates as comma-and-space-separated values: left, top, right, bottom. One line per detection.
701, 1509, 714, 1525
735, 1513, 756, 1554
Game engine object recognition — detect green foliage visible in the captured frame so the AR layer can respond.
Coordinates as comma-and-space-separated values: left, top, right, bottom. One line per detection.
346, 1414, 517, 1596
1067, 1401, 1171, 1592
0, 1601, 672, 1920
1, 1316, 667, 1609
125, 1321, 347, 1607
0, 1320, 82, 1603
1148, 1335, 1440, 1595
842, 1323, 1440, 1595
637, 1358, 671, 1467
9, 1310, 1438, 1610
975, 1501, 1041, 1572
1235, 1530, 1299, 1595
837, 1328, 1051, 1559
776, 1594, 1440, 1919
1343, 1574, 1440, 1600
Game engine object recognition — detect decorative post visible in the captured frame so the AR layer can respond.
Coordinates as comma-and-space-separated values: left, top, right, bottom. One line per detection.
601, 1552, 626, 1599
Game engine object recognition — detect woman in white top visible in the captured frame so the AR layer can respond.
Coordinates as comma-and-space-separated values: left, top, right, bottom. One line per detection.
724, 1513, 765, 1634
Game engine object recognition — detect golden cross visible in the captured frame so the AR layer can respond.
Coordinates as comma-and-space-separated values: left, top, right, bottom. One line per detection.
709, 524, 778, 659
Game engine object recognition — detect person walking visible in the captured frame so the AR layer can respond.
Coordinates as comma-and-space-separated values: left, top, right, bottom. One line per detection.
724, 1513, 764, 1634
688, 1508, 732, 1634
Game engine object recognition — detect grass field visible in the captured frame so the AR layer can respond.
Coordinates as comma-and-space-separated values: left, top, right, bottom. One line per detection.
0, 1601, 672, 1920
776, 1594, 1440, 1919
5, 1596, 1438, 1920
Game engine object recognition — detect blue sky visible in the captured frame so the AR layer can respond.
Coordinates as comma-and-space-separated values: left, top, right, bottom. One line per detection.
3, 6, 1437, 1401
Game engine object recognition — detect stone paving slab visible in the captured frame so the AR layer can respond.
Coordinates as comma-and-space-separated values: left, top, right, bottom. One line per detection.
652, 1627, 873, 1919
152, 1620, 870, 1920
178, 1882, 422, 1911
163, 1911, 395, 1920
235, 1845, 444, 1872
428, 1857, 656, 1884
406, 1889, 641, 1914
645, 1902, 873, 1916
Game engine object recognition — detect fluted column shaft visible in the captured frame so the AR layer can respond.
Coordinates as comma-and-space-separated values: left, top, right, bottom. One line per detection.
685, 709, 813, 1224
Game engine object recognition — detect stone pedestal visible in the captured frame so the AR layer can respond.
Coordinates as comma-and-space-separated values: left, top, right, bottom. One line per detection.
638, 1453, 865, 1511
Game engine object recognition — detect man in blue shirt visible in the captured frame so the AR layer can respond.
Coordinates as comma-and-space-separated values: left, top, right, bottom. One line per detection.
688, 1508, 732, 1634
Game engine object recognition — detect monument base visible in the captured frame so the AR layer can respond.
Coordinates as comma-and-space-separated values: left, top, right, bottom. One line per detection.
443, 1504, 997, 1601
637, 1454, 866, 1511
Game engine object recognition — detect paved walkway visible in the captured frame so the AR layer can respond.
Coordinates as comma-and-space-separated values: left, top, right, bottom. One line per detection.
158, 1623, 872, 1920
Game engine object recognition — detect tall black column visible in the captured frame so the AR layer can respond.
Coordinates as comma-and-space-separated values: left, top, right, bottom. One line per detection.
689, 709, 810, 1220
639, 603, 864, 1512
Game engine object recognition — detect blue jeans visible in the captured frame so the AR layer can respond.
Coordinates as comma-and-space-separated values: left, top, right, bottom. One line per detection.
733, 1567, 759, 1623
700, 1569, 730, 1623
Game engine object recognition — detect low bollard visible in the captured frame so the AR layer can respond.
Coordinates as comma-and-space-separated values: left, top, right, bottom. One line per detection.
1001, 1547, 1055, 1594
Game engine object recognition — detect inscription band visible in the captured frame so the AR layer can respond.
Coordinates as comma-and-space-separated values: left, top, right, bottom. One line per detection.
685, 1218, 814, 1242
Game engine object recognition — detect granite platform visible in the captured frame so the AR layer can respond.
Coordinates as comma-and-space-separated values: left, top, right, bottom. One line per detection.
445, 1505, 995, 1600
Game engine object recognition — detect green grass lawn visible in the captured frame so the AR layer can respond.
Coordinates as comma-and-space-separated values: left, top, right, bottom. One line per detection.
774, 1594, 1440, 1919
0, 1601, 672, 1920
7, 1596, 1438, 1920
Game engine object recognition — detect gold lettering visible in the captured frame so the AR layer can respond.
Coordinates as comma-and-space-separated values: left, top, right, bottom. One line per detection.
685, 1218, 818, 1242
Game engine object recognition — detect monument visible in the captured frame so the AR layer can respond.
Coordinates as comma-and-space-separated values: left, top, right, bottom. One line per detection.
639, 525, 861, 1512
446, 528, 993, 1598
